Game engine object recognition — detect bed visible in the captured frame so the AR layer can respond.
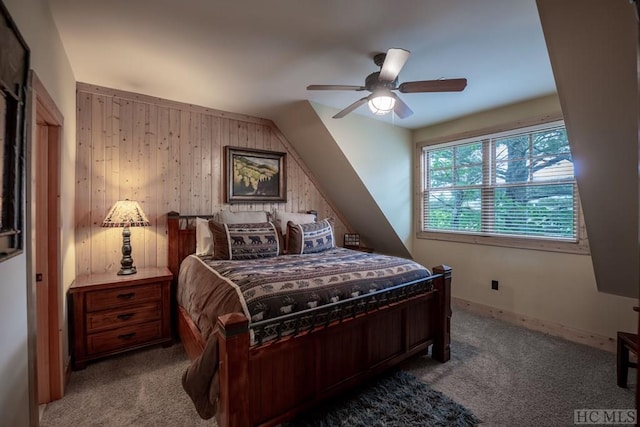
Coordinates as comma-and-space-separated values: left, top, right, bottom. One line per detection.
167, 211, 452, 427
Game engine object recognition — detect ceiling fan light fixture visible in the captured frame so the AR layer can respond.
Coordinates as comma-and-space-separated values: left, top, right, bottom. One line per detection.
368, 93, 395, 115
308, 47, 466, 120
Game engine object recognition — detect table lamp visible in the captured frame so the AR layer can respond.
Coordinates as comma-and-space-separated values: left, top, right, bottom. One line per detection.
101, 200, 150, 275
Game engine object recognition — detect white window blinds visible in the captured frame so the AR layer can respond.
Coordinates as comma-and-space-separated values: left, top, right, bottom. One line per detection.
421, 122, 578, 241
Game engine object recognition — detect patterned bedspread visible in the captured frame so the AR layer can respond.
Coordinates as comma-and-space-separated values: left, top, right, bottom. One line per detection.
177, 247, 431, 341
179, 247, 432, 420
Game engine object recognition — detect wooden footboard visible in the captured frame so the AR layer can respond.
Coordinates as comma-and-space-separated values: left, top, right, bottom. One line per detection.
168, 212, 452, 427
217, 265, 451, 427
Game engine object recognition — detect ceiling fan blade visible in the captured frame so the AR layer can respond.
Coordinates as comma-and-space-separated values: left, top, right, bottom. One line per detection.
378, 48, 410, 82
392, 93, 413, 119
307, 85, 365, 91
399, 78, 467, 93
332, 97, 369, 119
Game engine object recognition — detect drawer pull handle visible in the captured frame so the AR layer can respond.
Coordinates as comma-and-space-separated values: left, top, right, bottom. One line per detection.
118, 332, 136, 340
117, 313, 134, 321
117, 292, 135, 300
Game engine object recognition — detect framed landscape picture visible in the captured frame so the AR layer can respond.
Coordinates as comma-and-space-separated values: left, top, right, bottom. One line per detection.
224, 146, 287, 204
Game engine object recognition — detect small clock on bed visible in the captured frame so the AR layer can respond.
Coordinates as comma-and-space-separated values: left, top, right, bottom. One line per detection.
343, 233, 360, 248
344, 233, 374, 253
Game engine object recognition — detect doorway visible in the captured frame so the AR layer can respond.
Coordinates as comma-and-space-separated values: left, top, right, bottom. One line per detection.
32, 73, 63, 405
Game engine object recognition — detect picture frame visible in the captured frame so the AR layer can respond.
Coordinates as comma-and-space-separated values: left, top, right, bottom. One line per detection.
0, 2, 30, 262
224, 146, 287, 204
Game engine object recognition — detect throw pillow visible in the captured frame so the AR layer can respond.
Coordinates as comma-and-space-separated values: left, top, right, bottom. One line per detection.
196, 217, 214, 255
287, 218, 335, 255
209, 220, 280, 260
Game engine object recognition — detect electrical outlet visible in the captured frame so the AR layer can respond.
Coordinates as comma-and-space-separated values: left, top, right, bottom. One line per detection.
491, 280, 499, 290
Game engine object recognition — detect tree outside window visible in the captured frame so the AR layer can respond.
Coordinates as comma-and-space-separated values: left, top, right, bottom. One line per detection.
421, 122, 578, 242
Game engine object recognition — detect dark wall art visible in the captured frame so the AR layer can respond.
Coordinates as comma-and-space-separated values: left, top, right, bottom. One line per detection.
225, 146, 286, 204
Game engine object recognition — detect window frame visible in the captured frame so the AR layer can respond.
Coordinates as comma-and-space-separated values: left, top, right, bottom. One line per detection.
415, 114, 590, 255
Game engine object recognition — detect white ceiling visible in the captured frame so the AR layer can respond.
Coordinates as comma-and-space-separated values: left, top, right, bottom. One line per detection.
47, 0, 557, 129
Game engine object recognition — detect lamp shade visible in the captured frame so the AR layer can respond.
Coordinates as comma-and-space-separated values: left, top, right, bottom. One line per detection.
368, 92, 396, 115
101, 200, 150, 227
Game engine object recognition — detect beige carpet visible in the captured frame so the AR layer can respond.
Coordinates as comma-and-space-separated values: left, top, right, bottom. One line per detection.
41, 308, 635, 427
41, 344, 210, 427
403, 310, 636, 427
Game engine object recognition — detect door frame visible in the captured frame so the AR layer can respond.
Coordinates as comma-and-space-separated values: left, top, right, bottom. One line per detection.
26, 71, 64, 422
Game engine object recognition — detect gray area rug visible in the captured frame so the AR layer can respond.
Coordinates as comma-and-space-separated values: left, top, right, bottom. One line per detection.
286, 370, 480, 426
41, 309, 635, 427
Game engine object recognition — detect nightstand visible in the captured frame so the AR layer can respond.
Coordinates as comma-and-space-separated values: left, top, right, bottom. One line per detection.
69, 267, 173, 370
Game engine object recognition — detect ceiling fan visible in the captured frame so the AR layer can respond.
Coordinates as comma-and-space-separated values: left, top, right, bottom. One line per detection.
307, 48, 467, 119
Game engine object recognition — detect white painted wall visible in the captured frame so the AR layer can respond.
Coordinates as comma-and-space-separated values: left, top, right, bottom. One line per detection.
309, 103, 413, 251
412, 95, 637, 339
2, 0, 75, 424
0, 256, 29, 426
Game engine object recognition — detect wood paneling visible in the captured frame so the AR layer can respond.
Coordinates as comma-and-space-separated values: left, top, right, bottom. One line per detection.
76, 83, 350, 274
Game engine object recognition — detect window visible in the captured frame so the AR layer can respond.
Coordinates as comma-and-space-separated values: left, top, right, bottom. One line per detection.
418, 120, 587, 253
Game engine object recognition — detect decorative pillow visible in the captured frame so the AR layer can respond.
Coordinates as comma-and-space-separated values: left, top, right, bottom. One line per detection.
209, 220, 280, 260
196, 217, 214, 255
274, 211, 316, 235
287, 218, 335, 255
220, 210, 269, 224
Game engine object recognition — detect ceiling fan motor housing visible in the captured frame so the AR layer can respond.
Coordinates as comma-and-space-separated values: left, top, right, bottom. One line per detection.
373, 52, 387, 67
365, 72, 397, 92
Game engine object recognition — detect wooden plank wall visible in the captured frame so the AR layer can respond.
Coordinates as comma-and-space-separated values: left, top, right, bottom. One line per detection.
75, 83, 350, 275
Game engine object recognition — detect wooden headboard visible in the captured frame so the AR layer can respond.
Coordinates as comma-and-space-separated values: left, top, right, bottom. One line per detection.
167, 211, 216, 284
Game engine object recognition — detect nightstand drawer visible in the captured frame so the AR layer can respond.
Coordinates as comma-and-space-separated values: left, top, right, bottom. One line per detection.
87, 321, 162, 355
86, 284, 161, 312
86, 302, 161, 333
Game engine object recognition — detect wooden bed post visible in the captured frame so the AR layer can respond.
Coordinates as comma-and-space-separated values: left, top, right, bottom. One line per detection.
217, 313, 250, 427
167, 211, 180, 283
431, 265, 452, 362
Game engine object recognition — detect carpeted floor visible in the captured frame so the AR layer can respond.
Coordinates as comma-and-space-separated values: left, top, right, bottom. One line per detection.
41, 308, 635, 427
402, 310, 636, 427
41, 343, 211, 427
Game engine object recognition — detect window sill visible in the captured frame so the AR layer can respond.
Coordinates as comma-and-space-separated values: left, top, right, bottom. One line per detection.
416, 230, 590, 255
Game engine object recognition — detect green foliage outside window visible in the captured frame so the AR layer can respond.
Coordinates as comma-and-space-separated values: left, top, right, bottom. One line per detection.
422, 124, 577, 241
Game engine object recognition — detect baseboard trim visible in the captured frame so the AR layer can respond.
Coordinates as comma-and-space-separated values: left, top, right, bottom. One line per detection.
452, 297, 616, 353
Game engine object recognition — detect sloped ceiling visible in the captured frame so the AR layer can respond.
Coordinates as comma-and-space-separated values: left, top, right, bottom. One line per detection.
537, 0, 638, 298
272, 101, 413, 257
47, 0, 556, 130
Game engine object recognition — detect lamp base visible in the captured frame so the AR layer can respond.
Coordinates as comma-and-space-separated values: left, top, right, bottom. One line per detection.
117, 266, 137, 275
117, 225, 137, 275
